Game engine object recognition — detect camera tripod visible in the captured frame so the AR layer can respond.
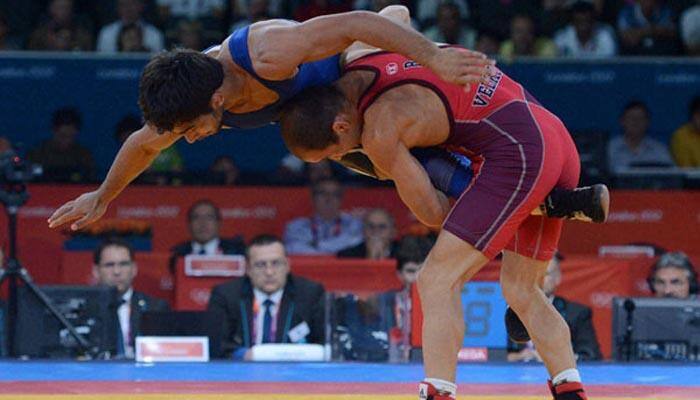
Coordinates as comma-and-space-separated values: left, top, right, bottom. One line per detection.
0, 185, 95, 357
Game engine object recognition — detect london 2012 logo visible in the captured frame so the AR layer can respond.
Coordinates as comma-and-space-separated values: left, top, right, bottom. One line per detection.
386, 62, 399, 75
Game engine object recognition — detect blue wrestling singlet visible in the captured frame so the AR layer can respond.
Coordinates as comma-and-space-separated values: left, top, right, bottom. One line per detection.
220, 25, 341, 129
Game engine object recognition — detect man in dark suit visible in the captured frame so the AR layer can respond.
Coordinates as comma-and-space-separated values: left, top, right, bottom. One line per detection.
92, 237, 170, 358
169, 199, 246, 272
337, 208, 399, 259
507, 252, 601, 362
207, 234, 325, 359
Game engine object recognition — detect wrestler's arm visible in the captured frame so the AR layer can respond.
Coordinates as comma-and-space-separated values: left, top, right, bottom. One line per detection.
247, 13, 490, 84
47, 125, 181, 230
362, 104, 450, 229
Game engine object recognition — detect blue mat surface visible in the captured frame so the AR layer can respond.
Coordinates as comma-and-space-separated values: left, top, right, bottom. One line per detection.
0, 362, 699, 386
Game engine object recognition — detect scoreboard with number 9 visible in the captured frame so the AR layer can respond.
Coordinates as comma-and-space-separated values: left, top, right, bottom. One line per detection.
461, 282, 508, 348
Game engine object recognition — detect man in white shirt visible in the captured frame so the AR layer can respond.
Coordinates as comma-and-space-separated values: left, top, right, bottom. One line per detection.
554, 1, 617, 58
97, 0, 164, 53
206, 234, 326, 359
92, 238, 169, 358
607, 100, 674, 173
169, 199, 246, 272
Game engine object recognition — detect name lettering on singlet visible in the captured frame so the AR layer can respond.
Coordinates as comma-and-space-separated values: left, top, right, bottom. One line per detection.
472, 71, 503, 107
403, 60, 421, 70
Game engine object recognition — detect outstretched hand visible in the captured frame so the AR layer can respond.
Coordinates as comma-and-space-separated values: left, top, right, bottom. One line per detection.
428, 47, 495, 91
47, 190, 108, 231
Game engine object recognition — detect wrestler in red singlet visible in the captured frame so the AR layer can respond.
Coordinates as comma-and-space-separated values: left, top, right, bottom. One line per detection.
346, 51, 581, 261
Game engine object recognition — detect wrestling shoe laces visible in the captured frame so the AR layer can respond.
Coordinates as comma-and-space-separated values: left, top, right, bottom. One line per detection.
548, 380, 589, 400
419, 382, 456, 400
544, 184, 609, 223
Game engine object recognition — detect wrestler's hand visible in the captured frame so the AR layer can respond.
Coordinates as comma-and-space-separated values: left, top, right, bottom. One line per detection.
428, 47, 495, 91
47, 190, 108, 231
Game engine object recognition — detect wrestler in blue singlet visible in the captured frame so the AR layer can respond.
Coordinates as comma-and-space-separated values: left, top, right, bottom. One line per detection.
220, 25, 342, 129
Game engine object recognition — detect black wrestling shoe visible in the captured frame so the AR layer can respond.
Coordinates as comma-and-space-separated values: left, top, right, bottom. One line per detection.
505, 307, 530, 343
543, 184, 610, 223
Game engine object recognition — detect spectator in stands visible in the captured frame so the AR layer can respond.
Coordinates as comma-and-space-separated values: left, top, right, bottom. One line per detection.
0, 12, 20, 51
607, 100, 674, 173
306, 159, 334, 184
414, 0, 469, 30
0, 136, 12, 157
292, 0, 352, 22
680, 3, 700, 55
28, 107, 95, 183
207, 234, 326, 359
507, 252, 602, 362
284, 178, 363, 255
117, 23, 149, 52
422, 2, 476, 49
97, 0, 164, 53
499, 14, 557, 61
474, 29, 501, 56
335, 235, 431, 361
671, 96, 700, 167
173, 19, 204, 50
230, 0, 272, 32
169, 199, 246, 271
113, 114, 184, 182
157, 0, 226, 24
647, 251, 699, 299
554, 1, 617, 58
209, 155, 240, 185
617, 0, 678, 55
470, 0, 540, 39
28, 0, 93, 51
338, 208, 398, 259
92, 237, 169, 358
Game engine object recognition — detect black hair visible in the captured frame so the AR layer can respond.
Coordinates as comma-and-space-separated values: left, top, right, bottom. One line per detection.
395, 235, 434, 272
52, 107, 82, 130
187, 199, 222, 222
570, 1, 595, 14
689, 96, 700, 119
246, 234, 285, 259
621, 100, 650, 118
138, 49, 224, 133
118, 23, 143, 52
647, 251, 699, 295
280, 85, 347, 152
114, 114, 142, 143
93, 237, 135, 265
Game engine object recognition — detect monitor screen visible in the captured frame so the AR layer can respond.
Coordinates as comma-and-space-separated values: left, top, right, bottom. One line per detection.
14, 285, 119, 358
612, 297, 700, 361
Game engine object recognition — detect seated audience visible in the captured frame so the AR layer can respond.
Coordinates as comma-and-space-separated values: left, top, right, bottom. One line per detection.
0, 12, 20, 51
170, 199, 246, 271
607, 100, 674, 173
117, 23, 148, 52
337, 208, 398, 259
230, 0, 272, 32
335, 235, 432, 361
209, 155, 241, 185
28, 0, 93, 51
97, 0, 163, 53
92, 238, 169, 358
554, 1, 617, 58
499, 14, 557, 61
422, 2, 476, 49
28, 107, 96, 183
647, 251, 699, 299
508, 252, 602, 362
207, 234, 326, 359
680, 4, 700, 55
474, 29, 501, 56
284, 178, 363, 255
670, 96, 700, 167
617, 0, 678, 55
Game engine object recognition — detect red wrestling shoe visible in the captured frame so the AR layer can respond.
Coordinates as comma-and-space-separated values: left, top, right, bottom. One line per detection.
548, 380, 588, 400
418, 382, 455, 400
